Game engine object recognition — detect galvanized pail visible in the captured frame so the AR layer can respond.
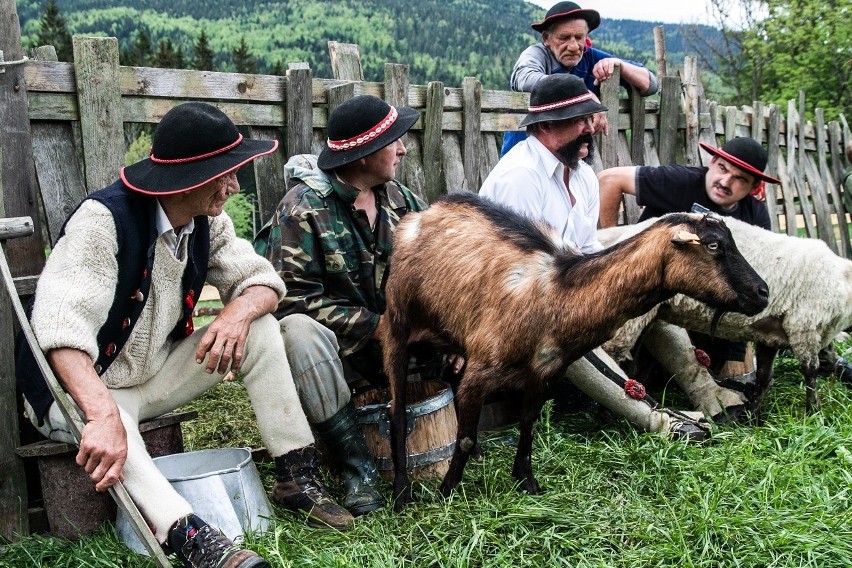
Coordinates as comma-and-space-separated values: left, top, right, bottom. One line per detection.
116, 447, 272, 555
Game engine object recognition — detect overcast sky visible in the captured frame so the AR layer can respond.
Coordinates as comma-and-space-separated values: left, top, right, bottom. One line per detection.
528, 0, 725, 27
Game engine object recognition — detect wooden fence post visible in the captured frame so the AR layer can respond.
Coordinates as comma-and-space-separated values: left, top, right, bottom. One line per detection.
765, 104, 782, 233
328, 41, 363, 81
0, 0, 38, 539
653, 26, 667, 78
658, 75, 679, 166
286, 63, 313, 157
423, 82, 445, 202
386, 63, 425, 197
599, 62, 620, 169
817, 109, 849, 257
462, 77, 482, 192
682, 56, 701, 166
73, 37, 124, 193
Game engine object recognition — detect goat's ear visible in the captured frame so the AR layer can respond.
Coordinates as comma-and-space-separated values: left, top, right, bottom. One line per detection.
672, 229, 701, 245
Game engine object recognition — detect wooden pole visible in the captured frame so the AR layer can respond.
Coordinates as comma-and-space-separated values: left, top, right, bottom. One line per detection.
599, 62, 620, 169
0, 0, 38, 540
423, 82, 445, 202
658, 75, 679, 166
653, 26, 667, 78
72, 37, 125, 193
286, 63, 313, 157
462, 77, 482, 192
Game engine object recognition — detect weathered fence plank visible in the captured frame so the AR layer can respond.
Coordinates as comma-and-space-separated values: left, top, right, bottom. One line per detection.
600, 63, 620, 169
765, 104, 782, 233
462, 77, 482, 192
816, 109, 850, 256
629, 89, 645, 166
423, 81, 445, 202
248, 127, 285, 228
73, 37, 124, 192
328, 42, 363, 82
286, 64, 313, 157
682, 56, 701, 167
441, 133, 466, 193
658, 75, 679, 166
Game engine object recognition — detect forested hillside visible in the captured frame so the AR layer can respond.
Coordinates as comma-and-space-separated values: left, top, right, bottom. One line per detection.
16, 0, 719, 89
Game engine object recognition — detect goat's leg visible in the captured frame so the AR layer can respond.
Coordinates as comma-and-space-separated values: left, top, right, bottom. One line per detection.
748, 343, 777, 423
382, 320, 415, 511
439, 368, 487, 498
511, 386, 547, 494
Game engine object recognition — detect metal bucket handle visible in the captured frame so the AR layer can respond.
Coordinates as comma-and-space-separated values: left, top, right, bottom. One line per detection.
355, 382, 454, 439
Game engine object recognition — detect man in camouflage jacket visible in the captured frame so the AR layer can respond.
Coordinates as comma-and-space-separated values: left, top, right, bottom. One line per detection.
256, 95, 425, 519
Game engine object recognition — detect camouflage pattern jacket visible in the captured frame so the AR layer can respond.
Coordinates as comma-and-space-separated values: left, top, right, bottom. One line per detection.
256, 161, 426, 356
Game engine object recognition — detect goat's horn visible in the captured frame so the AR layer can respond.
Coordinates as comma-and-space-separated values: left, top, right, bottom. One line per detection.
672, 230, 701, 244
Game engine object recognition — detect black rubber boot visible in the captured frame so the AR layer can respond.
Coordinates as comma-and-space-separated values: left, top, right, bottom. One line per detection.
271, 445, 354, 530
315, 403, 386, 516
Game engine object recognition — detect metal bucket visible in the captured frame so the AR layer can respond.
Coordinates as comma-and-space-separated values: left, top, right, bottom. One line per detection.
116, 447, 272, 555
354, 379, 458, 481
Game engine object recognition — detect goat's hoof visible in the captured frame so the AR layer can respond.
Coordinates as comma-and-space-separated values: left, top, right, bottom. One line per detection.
519, 478, 542, 495
710, 404, 748, 426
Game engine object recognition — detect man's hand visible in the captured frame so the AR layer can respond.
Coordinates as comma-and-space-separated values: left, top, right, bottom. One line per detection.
591, 57, 621, 87
195, 285, 278, 374
77, 413, 127, 492
593, 111, 609, 136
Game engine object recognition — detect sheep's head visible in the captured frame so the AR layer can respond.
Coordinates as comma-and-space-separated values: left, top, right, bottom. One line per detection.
659, 213, 769, 322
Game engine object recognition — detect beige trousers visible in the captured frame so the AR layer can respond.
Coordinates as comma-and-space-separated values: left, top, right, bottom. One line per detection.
25, 314, 313, 543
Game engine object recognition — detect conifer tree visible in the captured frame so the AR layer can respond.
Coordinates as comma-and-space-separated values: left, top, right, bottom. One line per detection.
193, 30, 215, 71
232, 36, 257, 74
153, 38, 176, 69
174, 46, 186, 69
34, 0, 73, 62
132, 29, 152, 66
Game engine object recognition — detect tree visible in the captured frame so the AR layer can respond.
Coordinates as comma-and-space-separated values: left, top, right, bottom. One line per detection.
685, 0, 850, 119
34, 0, 73, 62
153, 38, 176, 69
232, 36, 258, 74
132, 28, 152, 67
193, 30, 215, 71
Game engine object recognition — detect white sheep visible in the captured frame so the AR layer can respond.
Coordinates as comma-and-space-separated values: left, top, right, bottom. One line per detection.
599, 215, 852, 416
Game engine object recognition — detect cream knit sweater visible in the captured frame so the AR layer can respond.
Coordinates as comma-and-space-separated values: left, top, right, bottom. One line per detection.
31, 199, 285, 389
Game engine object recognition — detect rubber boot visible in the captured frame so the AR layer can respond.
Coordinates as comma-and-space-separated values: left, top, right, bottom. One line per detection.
271, 445, 354, 530
314, 403, 386, 516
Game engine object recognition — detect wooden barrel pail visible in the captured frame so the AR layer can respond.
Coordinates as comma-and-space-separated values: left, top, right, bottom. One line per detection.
353, 380, 457, 481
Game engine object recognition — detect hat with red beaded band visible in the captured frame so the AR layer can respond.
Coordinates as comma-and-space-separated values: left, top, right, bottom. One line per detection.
518, 73, 607, 128
699, 138, 780, 184
120, 102, 278, 195
531, 1, 601, 33
317, 95, 420, 170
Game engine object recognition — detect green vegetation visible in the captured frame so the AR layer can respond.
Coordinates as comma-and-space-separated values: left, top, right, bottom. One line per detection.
15, 0, 711, 90
3, 342, 852, 566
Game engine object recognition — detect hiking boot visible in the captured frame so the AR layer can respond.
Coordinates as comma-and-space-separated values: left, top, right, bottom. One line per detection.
314, 403, 386, 516
660, 409, 711, 443
168, 514, 268, 568
272, 445, 354, 530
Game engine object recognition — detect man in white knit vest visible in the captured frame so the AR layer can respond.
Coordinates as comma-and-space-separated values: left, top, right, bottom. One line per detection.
17, 103, 351, 568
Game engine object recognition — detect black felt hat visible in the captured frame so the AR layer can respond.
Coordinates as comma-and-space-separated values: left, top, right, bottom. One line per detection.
531, 1, 601, 33
519, 74, 607, 128
317, 95, 419, 170
700, 138, 781, 184
120, 102, 278, 195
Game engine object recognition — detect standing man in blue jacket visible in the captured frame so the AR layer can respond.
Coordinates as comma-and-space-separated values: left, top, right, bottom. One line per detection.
502, 1, 658, 155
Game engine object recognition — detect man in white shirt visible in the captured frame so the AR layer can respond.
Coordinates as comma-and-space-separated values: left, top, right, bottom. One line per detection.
480, 74, 709, 441
481, 73, 603, 253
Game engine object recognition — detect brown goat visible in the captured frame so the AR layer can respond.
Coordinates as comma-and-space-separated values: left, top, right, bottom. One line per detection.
382, 192, 769, 511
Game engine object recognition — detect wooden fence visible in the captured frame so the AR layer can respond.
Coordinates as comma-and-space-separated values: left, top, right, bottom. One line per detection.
1, 12, 851, 539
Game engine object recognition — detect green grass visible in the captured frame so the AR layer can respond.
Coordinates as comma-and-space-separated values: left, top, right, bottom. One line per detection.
3, 345, 852, 567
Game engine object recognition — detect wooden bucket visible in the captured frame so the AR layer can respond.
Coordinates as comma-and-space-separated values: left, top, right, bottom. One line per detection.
353, 380, 457, 481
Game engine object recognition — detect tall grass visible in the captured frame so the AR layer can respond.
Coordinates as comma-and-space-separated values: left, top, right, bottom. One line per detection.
3, 346, 852, 567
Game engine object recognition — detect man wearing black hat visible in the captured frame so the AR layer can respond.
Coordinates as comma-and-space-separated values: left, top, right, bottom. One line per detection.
502, 1, 658, 155
17, 102, 350, 567
597, 137, 781, 413
257, 95, 428, 520
480, 74, 709, 441
598, 137, 780, 229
